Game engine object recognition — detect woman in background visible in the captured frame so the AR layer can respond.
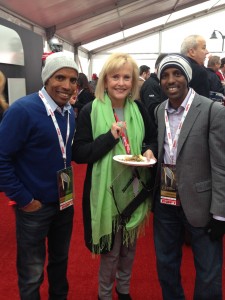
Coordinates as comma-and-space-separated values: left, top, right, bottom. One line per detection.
72, 53, 157, 300
73, 72, 95, 118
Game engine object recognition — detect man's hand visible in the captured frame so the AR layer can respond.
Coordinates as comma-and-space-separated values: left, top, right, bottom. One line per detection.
205, 218, 225, 241
21, 200, 42, 212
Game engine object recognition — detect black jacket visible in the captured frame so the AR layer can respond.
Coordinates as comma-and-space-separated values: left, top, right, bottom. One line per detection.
206, 68, 224, 95
73, 89, 95, 117
186, 57, 210, 98
140, 73, 167, 123
72, 100, 157, 253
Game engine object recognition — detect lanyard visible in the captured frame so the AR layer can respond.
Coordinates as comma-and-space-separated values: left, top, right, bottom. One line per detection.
39, 91, 70, 168
113, 110, 130, 154
165, 89, 195, 164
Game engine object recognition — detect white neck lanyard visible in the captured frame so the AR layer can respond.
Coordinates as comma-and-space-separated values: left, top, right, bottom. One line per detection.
39, 91, 70, 168
165, 89, 195, 163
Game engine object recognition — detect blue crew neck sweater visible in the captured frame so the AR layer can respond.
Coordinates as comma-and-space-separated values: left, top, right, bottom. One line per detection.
0, 92, 76, 207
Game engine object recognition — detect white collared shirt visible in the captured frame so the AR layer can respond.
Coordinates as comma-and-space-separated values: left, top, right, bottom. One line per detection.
164, 88, 192, 164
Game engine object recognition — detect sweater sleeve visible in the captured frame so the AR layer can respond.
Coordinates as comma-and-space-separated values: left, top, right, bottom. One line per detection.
209, 103, 225, 217
0, 103, 33, 206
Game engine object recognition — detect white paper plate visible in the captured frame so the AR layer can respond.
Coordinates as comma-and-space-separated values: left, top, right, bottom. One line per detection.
113, 155, 156, 167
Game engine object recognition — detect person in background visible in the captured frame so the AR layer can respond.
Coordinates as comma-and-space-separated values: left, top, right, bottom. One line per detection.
73, 72, 95, 118
89, 73, 99, 93
69, 85, 78, 107
140, 54, 168, 122
72, 53, 157, 300
137, 65, 150, 100
216, 57, 225, 93
180, 34, 210, 97
216, 57, 225, 82
0, 52, 79, 300
206, 55, 224, 101
153, 54, 225, 300
139, 65, 150, 82
0, 70, 8, 122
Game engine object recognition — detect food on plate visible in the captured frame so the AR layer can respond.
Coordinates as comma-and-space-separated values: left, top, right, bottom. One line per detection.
122, 154, 145, 162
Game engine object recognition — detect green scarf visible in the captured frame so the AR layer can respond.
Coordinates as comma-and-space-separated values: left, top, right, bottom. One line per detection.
90, 93, 151, 253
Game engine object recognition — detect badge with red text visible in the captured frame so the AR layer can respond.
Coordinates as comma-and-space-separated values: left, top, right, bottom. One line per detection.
160, 164, 180, 206
57, 166, 74, 210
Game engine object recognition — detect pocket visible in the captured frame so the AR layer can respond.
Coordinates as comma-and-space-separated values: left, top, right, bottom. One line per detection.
20, 203, 43, 214
195, 180, 211, 193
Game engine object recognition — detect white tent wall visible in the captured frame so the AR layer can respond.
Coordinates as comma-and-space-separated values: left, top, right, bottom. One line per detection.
90, 33, 160, 75
1, 4, 225, 80
77, 49, 90, 77
90, 8, 225, 76
161, 10, 225, 54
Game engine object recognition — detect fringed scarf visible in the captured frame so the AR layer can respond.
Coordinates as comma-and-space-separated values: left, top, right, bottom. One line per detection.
90, 93, 151, 254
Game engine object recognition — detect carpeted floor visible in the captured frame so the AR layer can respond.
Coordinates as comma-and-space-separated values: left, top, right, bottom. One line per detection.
0, 162, 224, 299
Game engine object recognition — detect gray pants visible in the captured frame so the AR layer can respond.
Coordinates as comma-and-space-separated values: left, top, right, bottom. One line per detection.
98, 228, 137, 300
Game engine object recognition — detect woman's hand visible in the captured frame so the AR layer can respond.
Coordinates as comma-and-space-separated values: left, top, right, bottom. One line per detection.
111, 121, 126, 139
143, 149, 157, 166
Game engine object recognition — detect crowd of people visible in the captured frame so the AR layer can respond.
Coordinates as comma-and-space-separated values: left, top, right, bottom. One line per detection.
0, 34, 225, 300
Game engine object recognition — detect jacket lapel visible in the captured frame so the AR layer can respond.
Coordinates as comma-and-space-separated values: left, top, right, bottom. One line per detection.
176, 95, 201, 158
157, 102, 166, 160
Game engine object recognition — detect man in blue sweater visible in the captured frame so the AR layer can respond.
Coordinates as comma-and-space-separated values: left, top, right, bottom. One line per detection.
0, 52, 78, 299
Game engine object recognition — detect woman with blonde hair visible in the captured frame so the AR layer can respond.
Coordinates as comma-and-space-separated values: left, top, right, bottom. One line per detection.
0, 71, 8, 122
73, 53, 157, 299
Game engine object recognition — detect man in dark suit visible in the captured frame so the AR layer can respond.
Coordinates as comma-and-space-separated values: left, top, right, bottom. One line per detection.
180, 35, 210, 98
153, 54, 225, 300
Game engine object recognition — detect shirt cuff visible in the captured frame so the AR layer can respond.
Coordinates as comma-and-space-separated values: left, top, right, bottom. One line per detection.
213, 215, 225, 221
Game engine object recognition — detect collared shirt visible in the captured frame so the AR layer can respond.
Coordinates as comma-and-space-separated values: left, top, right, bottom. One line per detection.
40, 87, 72, 116
164, 88, 192, 165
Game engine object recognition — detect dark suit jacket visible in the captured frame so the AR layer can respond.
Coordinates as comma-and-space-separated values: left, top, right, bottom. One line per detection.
74, 89, 95, 117
140, 73, 167, 123
206, 68, 224, 95
187, 57, 210, 98
154, 92, 225, 227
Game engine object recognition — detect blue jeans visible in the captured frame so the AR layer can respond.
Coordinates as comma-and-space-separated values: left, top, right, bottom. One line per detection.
16, 204, 74, 300
153, 199, 223, 300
